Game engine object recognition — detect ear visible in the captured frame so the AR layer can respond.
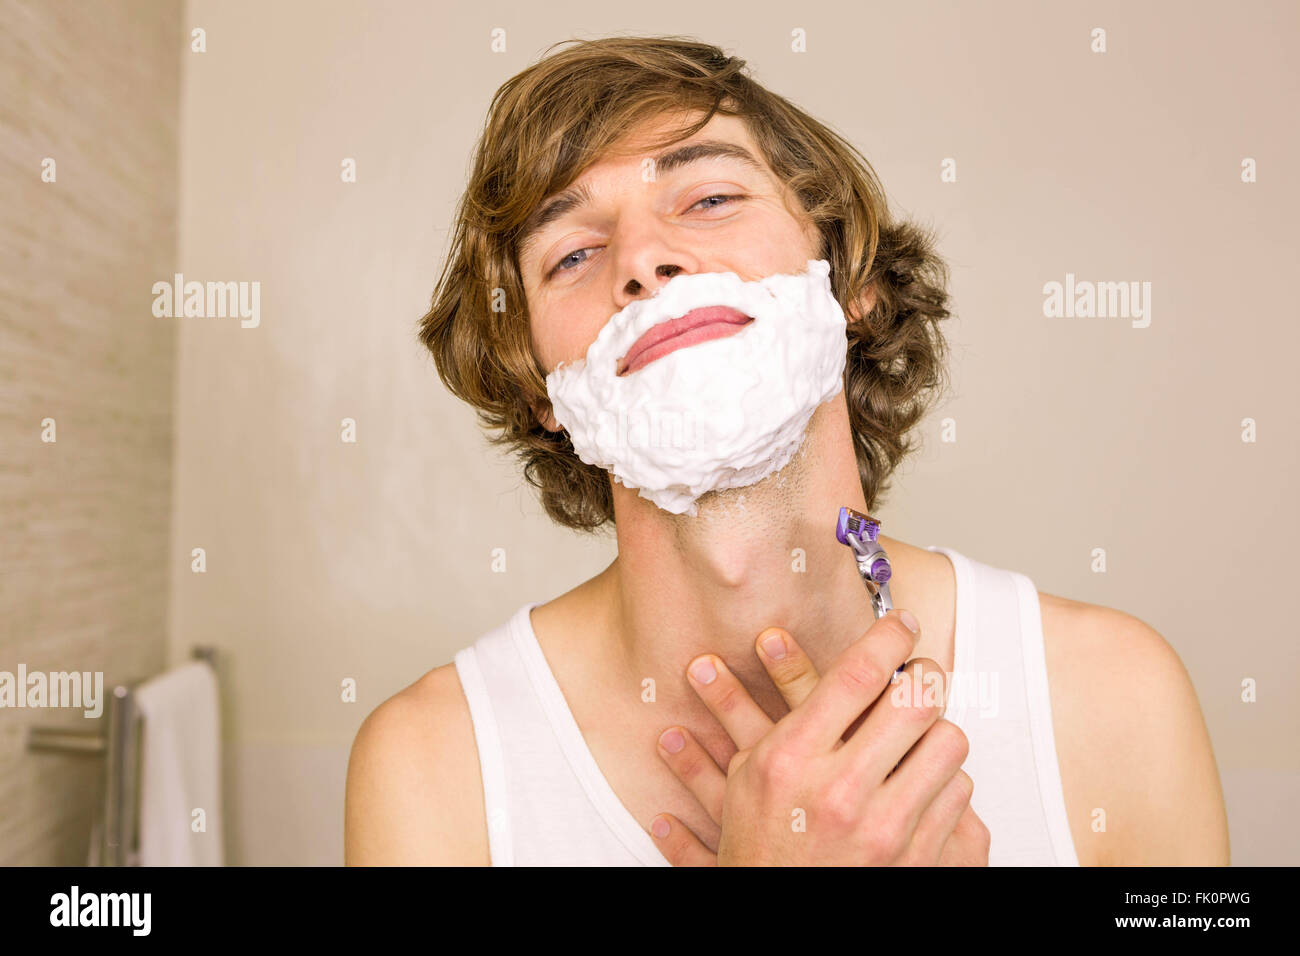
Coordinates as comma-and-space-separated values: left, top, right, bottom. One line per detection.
529, 395, 560, 433
847, 282, 879, 324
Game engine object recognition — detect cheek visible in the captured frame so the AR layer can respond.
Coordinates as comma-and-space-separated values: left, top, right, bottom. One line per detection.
527, 301, 563, 372
560, 325, 601, 368
527, 323, 551, 373
532, 317, 597, 376
760, 197, 821, 261
731, 212, 819, 275
559, 309, 611, 368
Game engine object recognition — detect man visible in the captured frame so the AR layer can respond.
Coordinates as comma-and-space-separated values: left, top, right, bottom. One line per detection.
345, 36, 1228, 866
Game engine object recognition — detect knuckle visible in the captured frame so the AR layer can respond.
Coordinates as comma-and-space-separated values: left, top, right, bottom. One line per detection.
710, 681, 742, 715
872, 614, 912, 643
863, 817, 905, 862
953, 769, 974, 803
775, 656, 815, 686
752, 744, 799, 790
819, 774, 862, 828
674, 752, 707, 781
834, 657, 886, 697
915, 660, 948, 712
726, 747, 750, 777
665, 830, 695, 864
823, 797, 857, 831
930, 718, 970, 762
875, 616, 917, 654
883, 671, 938, 727
904, 676, 942, 722
963, 809, 991, 853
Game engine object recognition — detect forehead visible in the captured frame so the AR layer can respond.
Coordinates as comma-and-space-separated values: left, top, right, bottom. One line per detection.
518, 113, 769, 257
598, 111, 760, 168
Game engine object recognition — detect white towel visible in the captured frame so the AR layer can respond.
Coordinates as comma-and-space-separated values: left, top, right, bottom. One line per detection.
133, 660, 223, 866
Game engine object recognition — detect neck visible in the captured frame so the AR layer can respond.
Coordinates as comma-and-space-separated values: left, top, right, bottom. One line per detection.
588, 397, 941, 751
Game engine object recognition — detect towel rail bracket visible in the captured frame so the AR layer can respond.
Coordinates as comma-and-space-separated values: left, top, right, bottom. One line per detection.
22, 646, 217, 866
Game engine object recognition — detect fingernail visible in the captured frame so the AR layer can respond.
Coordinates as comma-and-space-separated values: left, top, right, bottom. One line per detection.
651, 816, 670, 839
899, 609, 920, 633
659, 728, 685, 753
689, 657, 717, 684
760, 631, 787, 660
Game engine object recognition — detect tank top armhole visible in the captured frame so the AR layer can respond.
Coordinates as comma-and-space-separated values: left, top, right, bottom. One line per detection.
1011, 572, 1082, 867
453, 645, 514, 867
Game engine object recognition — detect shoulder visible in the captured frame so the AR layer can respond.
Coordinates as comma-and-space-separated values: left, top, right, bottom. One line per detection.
1038, 592, 1230, 865
1038, 592, 1182, 680
344, 660, 490, 866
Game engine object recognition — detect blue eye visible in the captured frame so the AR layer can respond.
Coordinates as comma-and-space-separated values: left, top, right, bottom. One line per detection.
691, 193, 743, 211
550, 247, 593, 276
546, 194, 746, 278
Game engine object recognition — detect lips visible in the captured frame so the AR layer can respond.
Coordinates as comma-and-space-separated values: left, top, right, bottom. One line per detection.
617, 306, 754, 375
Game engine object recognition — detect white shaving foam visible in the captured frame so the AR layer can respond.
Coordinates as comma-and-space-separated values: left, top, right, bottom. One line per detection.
545, 259, 847, 515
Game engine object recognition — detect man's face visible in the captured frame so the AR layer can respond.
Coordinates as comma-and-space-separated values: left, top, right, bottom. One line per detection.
518, 112, 822, 427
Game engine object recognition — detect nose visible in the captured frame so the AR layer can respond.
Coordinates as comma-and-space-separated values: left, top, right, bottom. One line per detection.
613, 226, 702, 300
622, 263, 683, 300
610, 207, 703, 308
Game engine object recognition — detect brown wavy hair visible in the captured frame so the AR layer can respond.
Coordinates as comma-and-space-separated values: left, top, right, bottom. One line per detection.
419, 35, 953, 532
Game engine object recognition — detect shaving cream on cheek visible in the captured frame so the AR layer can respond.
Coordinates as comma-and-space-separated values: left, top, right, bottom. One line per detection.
545, 258, 848, 515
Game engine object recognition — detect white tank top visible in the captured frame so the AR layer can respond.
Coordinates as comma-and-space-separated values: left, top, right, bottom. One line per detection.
453, 546, 1081, 866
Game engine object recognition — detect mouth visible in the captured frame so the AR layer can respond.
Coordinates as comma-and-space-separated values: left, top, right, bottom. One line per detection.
616, 306, 755, 376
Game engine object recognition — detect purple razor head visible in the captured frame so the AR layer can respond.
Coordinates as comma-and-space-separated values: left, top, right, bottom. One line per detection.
835, 506, 880, 546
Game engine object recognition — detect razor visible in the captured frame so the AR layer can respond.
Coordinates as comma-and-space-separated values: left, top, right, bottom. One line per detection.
835, 506, 893, 620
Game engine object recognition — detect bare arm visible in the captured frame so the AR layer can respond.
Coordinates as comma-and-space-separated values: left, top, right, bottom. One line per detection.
1071, 608, 1231, 865
344, 663, 490, 866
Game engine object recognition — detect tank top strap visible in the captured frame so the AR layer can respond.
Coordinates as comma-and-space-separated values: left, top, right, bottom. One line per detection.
926, 546, 1080, 866
454, 603, 669, 866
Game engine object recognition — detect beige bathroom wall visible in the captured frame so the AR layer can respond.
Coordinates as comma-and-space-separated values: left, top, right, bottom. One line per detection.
0, 0, 181, 864
170, 0, 1298, 865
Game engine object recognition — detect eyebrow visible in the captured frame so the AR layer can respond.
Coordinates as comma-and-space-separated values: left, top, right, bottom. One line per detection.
517, 140, 765, 258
